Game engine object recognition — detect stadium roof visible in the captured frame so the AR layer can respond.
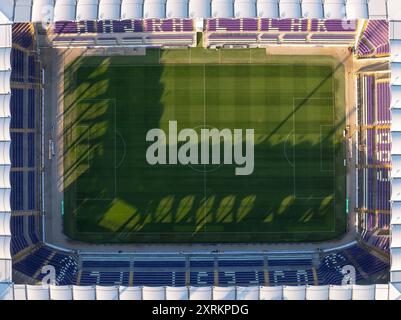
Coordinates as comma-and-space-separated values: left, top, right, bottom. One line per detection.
0, 17, 10, 289
0, 284, 394, 300
0, 0, 396, 21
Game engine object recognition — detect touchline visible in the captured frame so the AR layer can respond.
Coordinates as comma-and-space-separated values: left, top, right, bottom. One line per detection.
146, 121, 255, 176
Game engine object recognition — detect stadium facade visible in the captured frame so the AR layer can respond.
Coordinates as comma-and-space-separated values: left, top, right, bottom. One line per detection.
0, 0, 400, 300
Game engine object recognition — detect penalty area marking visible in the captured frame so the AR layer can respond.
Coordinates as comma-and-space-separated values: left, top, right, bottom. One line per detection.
73, 98, 117, 202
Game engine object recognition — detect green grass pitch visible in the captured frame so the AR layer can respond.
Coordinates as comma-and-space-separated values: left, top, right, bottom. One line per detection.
63, 48, 346, 243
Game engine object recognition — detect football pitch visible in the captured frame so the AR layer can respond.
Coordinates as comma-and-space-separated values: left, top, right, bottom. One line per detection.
63, 48, 346, 243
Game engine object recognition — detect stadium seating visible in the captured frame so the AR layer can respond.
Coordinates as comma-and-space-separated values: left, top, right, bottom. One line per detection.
54, 19, 194, 34
10, 172, 23, 211
12, 23, 33, 49
10, 216, 29, 255
28, 89, 35, 129
28, 215, 39, 244
10, 89, 23, 129
28, 56, 35, 83
27, 171, 35, 210
357, 20, 390, 58
11, 49, 24, 82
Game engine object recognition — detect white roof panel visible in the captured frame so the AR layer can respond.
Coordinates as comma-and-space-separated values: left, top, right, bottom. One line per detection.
389, 282, 401, 299
259, 286, 282, 300
142, 286, 165, 300
391, 40, 401, 62
0, 283, 13, 300
189, 0, 211, 18
391, 249, 401, 271
72, 285, 96, 300
301, 0, 323, 19
0, 165, 10, 188
49, 285, 73, 300
0, 25, 12, 48
0, 235, 10, 259
13, 284, 27, 300
279, 0, 301, 18
0, 211, 10, 235
76, 0, 99, 20
375, 284, 389, 300
234, 0, 256, 18
306, 285, 329, 300
143, 0, 166, 18
96, 286, 119, 300
118, 286, 142, 300
54, 0, 77, 21
166, 0, 189, 18
392, 63, 401, 85
213, 286, 236, 300
26, 285, 50, 300
324, 3, 346, 19
0, 259, 12, 282
392, 109, 401, 131
387, 0, 401, 20
368, 0, 387, 19
392, 201, 401, 225
32, 0, 55, 22
189, 286, 212, 300
328, 285, 352, 300
165, 287, 189, 300
14, 1, 32, 22
392, 156, 401, 179
392, 176, 401, 200
121, 0, 144, 19
391, 85, 401, 108
0, 95, 10, 118
282, 285, 306, 300
257, 0, 278, 18
0, 189, 10, 212
236, 286, 259, 300
99, 0, 121, 20
0, 71, 10, 94
0, 119, 10, 142
390, 21, 401, 40
211, 0, 233, 18
0, 48, 11, 71
0, 142, 10, 165
346, 0, 368, 19
392, 225, 401, 248
0, 1, 15, 22
352, 285, 376, 300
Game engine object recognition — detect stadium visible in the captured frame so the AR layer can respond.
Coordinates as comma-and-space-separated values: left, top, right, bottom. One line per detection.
0, 0, 400, 300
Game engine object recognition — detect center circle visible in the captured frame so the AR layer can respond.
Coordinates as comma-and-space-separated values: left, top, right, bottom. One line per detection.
187, 124, 225, 174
